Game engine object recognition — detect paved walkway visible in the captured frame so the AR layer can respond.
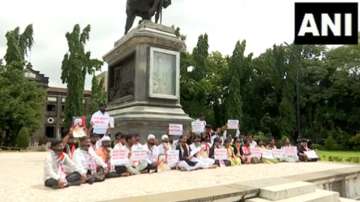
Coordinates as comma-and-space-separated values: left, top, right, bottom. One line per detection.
0, 152, 357, 202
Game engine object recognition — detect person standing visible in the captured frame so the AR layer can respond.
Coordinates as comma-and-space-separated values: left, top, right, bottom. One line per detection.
90, 104, 111, 149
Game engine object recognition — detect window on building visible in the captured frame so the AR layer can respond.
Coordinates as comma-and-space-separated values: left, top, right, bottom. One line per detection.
47, 97, 57, 102
46, 126, 55, 138
47, 104, 56, 112
61, 105, 65, 112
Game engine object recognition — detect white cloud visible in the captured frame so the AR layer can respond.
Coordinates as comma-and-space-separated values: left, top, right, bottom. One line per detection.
0, 0, 359, 89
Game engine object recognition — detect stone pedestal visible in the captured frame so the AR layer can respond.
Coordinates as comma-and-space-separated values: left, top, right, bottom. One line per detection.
103, 21, 192, 140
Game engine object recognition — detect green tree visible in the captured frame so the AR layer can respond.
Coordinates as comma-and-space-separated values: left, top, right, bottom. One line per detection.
224, 40, 252, 128
90, 74, 106, 114
61, 24, 103, 128
0, 25, 45, 146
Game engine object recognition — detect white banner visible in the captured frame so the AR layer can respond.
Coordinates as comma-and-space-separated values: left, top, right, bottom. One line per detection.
111, 149, 129, 165
227, 120, 239, 129
191, 120, 205, 133
272, 149, 284, 159
214, 148, 228, 160
250, 147, 262, 158
166, 150, 179, 165
169, 124, 183, 136
131, 148, 148, 161
262, 149, 275, 159
305, 150, 318, 159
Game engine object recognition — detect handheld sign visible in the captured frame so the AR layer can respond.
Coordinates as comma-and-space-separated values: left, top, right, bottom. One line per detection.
72, 126, 87, 138
272, 149, 284, 159
305, 150, 318, 160
262, 149, 275, 159
109, 117, 115, 128
111, 149, 129, 165
214, 148, 228, 160
191, 120, 205, 133
169, 124, 183, 136
227, 120, 239, 129
283, 146, 298, 158
131, 147, 148, 161
250, 147, 262, 158
166, 150, 179, 165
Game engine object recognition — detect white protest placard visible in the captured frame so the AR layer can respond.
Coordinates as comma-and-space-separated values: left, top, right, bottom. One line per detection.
166, 150, 179, 165
191, 120, 205, 133
169, 124, 183, 136
227, 120, 239, 129
272, 149, 284, 159
305, 150, 319, 159
91, 112, 111, 134
131, 148, 148, 161
111, 149, 129, 165
109, 117, 115, 128
214, 148, 228, 160
283, 146, 298, 157
72, 126, 87, 138
261, 149, 275, 159
250, 147, 262, 158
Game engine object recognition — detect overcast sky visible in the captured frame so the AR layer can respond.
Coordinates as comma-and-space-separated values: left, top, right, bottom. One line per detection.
0, 0, 359, 89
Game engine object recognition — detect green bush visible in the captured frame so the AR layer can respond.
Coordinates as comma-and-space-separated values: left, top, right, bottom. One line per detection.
312, 144, 323, 150
351, 157, 360, 163
16, 127, 30, 149
349, 134, 360, 150
328, 156, 334, 161
324, 135, 339, 150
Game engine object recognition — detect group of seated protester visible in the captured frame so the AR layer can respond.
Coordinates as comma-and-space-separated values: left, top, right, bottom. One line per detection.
44, 127, 319, 189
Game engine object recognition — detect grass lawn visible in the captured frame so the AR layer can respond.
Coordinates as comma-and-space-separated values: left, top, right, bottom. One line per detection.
317, 150, 360, 164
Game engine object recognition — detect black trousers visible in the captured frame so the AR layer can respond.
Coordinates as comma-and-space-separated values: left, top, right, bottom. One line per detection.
44, 172, 81, 189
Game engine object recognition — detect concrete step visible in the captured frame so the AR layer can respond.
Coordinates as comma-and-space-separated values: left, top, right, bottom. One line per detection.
259, 181, 316, 201
247, 190, 340, 202
339, 197, 358, 202
277, 189, 340, 202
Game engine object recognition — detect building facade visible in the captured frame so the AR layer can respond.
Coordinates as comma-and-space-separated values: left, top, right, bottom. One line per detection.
25, 64, 91, 142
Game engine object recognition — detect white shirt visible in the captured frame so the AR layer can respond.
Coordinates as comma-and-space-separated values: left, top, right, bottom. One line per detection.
44, 151, 80, 181
157, 143, 172, 155
90, 111, 111, 134
250, 140, 258, 149
145, 144, 158, 164
73, 148, 107, 175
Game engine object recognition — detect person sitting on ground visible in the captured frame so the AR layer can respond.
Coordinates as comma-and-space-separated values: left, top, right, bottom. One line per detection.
111, 132, 133, 176
157, 134, 174, 171
157, 134, 173, 156
241, 139, 253, 164
145, 134, 159, 173
298, 139, 319, 162
189, 135, 215, 169
280, 137, 298, 162
73, 137, 108, 184
267, 137, 277, 150
96, 136, 112, 174
224, 138, 241, 166
232, 137, 243, 159
209, 137, 231, 167
259, 139, 279, 164
176, 135, 202, 171
130, 134, 149, 173
44, 139, 86, 189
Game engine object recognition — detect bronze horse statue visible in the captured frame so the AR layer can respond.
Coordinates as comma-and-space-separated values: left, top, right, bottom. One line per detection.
125, 0, 172, 34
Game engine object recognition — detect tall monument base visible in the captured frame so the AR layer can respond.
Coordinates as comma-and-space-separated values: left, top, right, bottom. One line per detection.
103, 21, 192, 140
